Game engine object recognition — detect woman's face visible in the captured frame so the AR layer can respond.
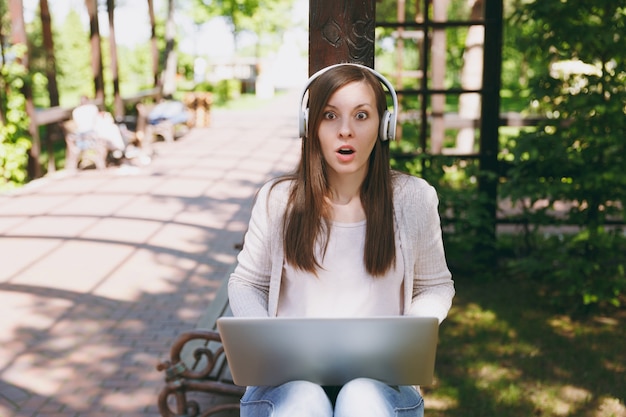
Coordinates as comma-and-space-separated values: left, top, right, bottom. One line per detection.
317, 80, 380, 183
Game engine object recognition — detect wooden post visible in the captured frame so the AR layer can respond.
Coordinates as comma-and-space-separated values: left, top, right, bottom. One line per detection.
85, 0, 105, 103
430, 0, 449, 153
107, 0, 124, 120
478, 0, 503, 257
308, 0, 376, 75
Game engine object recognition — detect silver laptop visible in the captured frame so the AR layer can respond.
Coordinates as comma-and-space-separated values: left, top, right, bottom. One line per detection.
216, 316, 439, 387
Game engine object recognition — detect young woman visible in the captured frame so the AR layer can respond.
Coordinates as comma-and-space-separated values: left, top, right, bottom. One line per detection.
228, 63, 455, 417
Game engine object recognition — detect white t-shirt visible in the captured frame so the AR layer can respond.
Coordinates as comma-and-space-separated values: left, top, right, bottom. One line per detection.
277, 220, 404, 317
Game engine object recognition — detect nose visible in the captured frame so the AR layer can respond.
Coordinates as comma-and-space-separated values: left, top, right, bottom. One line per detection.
338, 118, 353, 138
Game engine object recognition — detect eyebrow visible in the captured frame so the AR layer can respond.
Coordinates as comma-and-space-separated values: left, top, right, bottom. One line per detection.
324, 103, 374, 111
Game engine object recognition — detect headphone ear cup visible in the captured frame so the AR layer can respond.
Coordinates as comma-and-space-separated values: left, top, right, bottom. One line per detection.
387, 111, 396, 141
299, 108, 308, 138
379, 110, 393, 141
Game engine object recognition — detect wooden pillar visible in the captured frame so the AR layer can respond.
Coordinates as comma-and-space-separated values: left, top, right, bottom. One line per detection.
85, 0, 105, 103
308, 0, 376, 75
478, 0, 503, 254
107, 0, 124, 120
430, 0, 449, 153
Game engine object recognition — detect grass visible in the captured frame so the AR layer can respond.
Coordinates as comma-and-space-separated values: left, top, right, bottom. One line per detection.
423, 271, 626, 417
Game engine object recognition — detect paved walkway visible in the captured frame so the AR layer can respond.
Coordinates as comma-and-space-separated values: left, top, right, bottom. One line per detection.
0, 90, 302, 417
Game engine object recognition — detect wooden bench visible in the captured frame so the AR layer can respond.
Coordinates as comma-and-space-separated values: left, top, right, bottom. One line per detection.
61, 120, 109, 170
156, 265, 244, 417
136, 102, 191, 148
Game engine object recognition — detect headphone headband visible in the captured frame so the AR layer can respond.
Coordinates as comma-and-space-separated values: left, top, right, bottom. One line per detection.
298, 63, 398, 141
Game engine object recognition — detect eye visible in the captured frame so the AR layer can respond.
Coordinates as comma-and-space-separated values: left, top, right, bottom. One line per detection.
355, 111, 369, 120
323, 111, 337, 120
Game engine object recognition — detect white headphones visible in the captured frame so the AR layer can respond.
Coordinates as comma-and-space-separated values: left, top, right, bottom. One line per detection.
298, 63, 399, 141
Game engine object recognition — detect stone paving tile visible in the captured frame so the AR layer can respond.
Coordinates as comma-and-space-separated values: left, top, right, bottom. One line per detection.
0, 90, 302, 416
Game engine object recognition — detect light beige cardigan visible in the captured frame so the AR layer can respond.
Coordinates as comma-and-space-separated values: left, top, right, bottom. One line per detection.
228, 173, 455, 323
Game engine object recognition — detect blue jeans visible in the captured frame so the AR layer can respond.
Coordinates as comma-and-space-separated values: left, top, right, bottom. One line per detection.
240, 378, 424, 417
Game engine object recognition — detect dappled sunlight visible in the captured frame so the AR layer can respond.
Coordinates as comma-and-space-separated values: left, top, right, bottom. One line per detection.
530, 384, 592, 416
602, 357, 625, 374
446, 302, 542, 359
548, 315, 582, 339
0, 282, 195, 413
470, 363, 524, 406
594, 397, 626, 417
4, 352, 76, 397
102, 387, 162, 413
446, 303, 505, 337
473, 363, 522, 386
0, 292, 72, 367
454, 302, 499, 326
434, 274, 625, 417
548, 314, 623, 339
424, 393, 459, 411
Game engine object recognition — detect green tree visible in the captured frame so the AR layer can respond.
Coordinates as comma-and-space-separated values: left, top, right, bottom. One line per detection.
187, 0, 298, 56
236, 0, 299, 59
501, 0, 626, 309
189, 0, 259, 32
53, 9, 92, 105
117, 43, 154, 94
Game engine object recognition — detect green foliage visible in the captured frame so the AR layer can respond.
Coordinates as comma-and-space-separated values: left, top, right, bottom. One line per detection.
375, 0, 472, 91
0, 46, 32, 190
190, 0, 260, 27
236, 0, 299, 57
116, 43, 155, 96
385, 0, 626, 312
52, 9, 92, 104
189, 0, 299, 59
41, 9, 154, 107
500, 0, 626, 310
502, 229, 626, 313
192, 81, 215, 93
180, 78, 241, 106
212, 79, 242, 105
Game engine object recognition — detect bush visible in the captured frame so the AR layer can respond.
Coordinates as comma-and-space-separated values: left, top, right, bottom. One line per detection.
499, 0, 626, 311
1, 46, 32, 190
212, 79, 242, 106
503, 229, 626, 313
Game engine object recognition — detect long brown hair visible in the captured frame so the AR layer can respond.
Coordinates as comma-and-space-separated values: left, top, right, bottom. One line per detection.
275, 64, 395, 276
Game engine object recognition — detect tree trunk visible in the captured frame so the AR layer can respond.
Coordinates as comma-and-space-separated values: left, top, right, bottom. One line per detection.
147, 0, 161, 94
107, 0, 123, 119
160, 0, 177, 97
40, 0, 61, 173
39, 0, 59, 107
1, 1, 8, 124
9, 0, 42, 179
85, 0, 105, 103
454, 0, 484, 154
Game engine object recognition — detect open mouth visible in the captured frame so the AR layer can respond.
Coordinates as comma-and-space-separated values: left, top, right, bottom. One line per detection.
337, 148, 355, 155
